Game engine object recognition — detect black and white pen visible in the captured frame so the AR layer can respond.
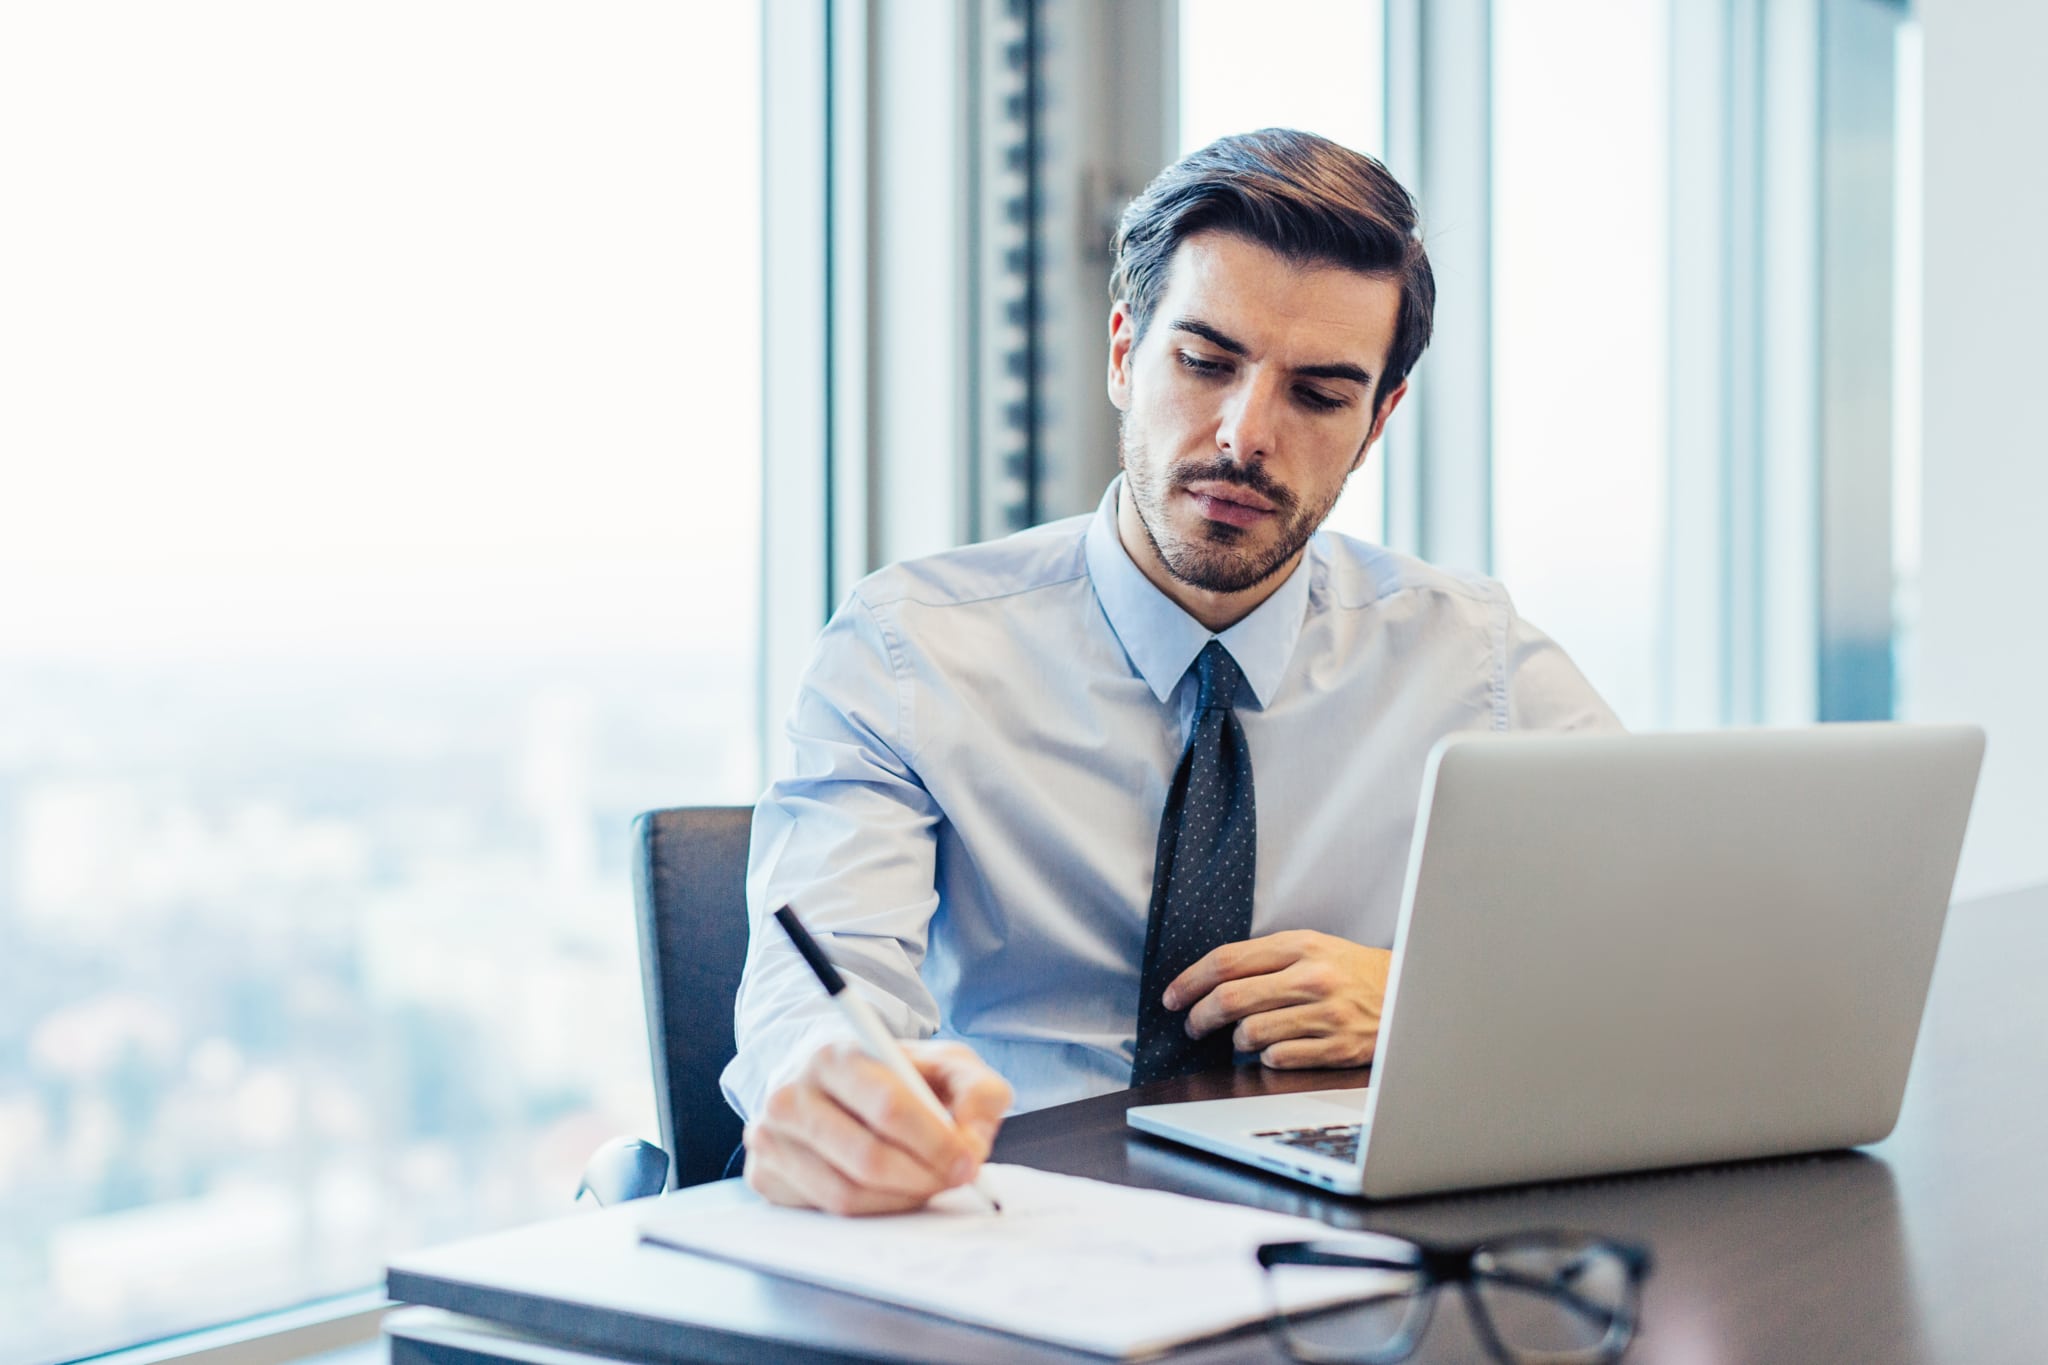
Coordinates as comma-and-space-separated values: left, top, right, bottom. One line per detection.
772, 905, 1003, 1214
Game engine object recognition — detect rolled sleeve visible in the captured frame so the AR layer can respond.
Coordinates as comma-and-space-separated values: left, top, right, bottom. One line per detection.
720, 592, 947, 1119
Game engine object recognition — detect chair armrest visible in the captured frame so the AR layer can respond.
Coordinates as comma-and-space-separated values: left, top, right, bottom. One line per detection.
576, 1136, 670, 1206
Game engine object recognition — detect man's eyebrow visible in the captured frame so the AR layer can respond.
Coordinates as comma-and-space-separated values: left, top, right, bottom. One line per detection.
1169, 317, 1249, 357
1294, 361, 1376, 388
1168, 317, 1375, 388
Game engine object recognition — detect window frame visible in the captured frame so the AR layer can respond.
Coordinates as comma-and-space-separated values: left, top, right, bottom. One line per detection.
65, 1293, 389, 1365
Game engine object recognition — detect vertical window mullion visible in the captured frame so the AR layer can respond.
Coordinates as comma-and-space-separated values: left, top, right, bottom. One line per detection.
1815, 0, 1901, 721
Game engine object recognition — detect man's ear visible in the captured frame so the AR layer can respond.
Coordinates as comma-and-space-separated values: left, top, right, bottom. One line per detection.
1107, 301, 1137, 412
1349, 379, 1409, 473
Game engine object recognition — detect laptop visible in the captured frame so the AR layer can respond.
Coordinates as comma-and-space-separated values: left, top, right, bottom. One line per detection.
1126, 724, 1984, 1199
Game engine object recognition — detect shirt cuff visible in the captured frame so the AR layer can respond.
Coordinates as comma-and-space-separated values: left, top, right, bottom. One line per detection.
719, 1012, 859, 1121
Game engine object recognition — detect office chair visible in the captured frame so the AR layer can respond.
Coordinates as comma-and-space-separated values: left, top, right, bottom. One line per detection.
577, 805, 754, 1205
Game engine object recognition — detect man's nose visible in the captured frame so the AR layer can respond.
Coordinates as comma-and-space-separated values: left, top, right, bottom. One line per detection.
1215, 373, 1281, 461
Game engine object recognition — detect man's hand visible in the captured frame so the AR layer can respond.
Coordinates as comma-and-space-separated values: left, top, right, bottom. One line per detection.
742, 1040, 1013, 1215
1163, 930, 1393, 1069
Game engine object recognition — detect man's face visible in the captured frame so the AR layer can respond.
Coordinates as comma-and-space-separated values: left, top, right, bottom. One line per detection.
1108, 231, 1406, 601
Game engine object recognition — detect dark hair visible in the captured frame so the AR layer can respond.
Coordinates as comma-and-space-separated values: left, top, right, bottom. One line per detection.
1109, 128, 1435, 412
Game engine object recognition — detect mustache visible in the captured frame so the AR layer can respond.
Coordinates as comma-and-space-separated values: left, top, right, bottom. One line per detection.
1167, 457, 1298, 513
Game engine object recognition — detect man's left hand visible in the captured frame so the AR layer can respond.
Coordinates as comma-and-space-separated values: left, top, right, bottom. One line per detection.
1163, 930, 1392, 1069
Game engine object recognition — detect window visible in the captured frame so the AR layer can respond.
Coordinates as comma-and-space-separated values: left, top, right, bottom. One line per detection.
1179, 2, 1914, 732
1490, 0, 1668, 728
0, 4, 761, 1359
1491, 0, 1915, 730
1176, 0, 1387, 544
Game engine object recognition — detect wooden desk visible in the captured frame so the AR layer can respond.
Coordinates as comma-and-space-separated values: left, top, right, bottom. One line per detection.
387, 885, 2048, 1363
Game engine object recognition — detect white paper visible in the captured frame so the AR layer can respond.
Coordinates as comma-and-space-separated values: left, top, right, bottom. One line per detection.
639, 1164, 1394, 1360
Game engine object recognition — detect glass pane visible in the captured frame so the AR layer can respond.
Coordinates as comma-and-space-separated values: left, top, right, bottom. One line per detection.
0, 4, 762, 1360
1177, 0, 1387, 543
1491, 0, 1668, 729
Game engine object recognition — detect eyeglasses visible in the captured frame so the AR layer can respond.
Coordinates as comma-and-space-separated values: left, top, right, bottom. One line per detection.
1257, 1231, 1653, 1365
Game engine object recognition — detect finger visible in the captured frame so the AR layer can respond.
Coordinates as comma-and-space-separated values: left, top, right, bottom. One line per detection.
1228, 1001, 1334, 1053
811, 1043, 977, 1180
742, 1125, 808, 1206
754, 1078, 940, 1200
746, 1124, 889, 1212
1163, 932, 1316, 1011
750, 1124, 933, 1215
1259, 1032, 1377, 1070
1183, 964, 1323, 1038
913, 1042, 1014, 1151
776, 1079, 953, 1198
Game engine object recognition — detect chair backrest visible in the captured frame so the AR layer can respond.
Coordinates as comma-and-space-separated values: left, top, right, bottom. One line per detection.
630, 805, 754, 1189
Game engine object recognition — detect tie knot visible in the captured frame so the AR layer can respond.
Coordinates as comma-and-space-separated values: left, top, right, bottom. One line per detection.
1194, 640, 1245, 711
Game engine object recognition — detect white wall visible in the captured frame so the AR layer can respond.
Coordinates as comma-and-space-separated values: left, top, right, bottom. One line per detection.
1919, 0, 2048, 898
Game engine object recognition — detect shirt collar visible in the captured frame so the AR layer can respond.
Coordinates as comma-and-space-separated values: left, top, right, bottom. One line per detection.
1083, 476, 1312, 709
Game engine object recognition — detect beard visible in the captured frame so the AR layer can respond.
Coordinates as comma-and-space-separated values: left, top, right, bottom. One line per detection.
1119, 424, 1345, 595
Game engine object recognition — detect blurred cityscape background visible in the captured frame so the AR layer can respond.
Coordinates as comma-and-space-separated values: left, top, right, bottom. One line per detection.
0, 655, 752, 1360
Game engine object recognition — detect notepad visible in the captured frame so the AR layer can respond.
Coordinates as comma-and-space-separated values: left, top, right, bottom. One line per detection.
639, 1163, 1393, 1360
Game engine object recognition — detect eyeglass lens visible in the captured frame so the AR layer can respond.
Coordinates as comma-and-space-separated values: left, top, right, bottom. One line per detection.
1469, 1238, 1638, 1360
1264, 1239, 1434, 1365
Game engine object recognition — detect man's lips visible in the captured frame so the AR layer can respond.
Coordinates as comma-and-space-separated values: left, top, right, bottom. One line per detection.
1184, 481, 1277, 528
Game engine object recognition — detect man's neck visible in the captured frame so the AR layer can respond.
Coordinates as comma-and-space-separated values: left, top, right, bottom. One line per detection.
1115, 484, 1301, 634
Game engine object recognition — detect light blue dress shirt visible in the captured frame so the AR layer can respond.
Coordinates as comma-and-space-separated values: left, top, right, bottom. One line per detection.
722, 479, 1621, 1118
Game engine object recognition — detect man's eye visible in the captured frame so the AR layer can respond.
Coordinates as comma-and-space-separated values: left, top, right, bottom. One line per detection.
1176, 352, 1227, 376
1296, 387, 1347, 413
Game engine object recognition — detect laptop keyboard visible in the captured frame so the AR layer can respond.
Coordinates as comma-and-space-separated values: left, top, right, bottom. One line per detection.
1256, 1123, 1363, 1163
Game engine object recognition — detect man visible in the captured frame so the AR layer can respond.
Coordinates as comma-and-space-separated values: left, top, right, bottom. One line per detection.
723, 129, 1618, 1215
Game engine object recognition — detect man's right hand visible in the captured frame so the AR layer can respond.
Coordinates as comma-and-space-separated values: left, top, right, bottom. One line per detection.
742, 1039, 1013, 1215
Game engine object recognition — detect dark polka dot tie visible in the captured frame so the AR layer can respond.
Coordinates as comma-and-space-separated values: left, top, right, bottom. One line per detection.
1132, 640, 1256, 1085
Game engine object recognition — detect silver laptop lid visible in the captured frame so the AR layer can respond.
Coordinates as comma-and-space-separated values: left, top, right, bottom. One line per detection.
1355, 723, 1982, 1198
